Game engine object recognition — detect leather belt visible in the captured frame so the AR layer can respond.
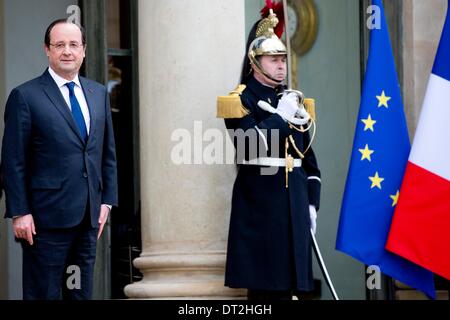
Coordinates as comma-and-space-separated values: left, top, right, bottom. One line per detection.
241, 157, 302, 167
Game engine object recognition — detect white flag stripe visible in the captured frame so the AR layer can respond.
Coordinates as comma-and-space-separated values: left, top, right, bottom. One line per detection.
409, 74, 450, 181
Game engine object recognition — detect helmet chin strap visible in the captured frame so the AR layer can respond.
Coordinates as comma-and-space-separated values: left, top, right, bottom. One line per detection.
252, 60, 284, 85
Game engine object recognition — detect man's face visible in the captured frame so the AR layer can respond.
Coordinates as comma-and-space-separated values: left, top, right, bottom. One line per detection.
45, 23, 86, 80
257, 55, 287, 86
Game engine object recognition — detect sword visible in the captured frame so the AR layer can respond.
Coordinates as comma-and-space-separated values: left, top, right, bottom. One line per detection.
310, 229, 340, 300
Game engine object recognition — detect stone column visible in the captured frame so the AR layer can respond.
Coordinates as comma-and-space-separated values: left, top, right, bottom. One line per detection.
402, 0, 447, 135
125, 0, 246, 299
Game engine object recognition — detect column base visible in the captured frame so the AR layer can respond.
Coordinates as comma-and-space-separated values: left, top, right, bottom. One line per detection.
124, 252, 246, 299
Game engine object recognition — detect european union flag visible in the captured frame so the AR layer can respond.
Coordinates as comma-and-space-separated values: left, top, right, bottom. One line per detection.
336, 0, 435, 298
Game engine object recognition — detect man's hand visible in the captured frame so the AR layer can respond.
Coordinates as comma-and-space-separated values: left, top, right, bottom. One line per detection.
13, 214, 36, 245
276, 92, 299, 121
97, 204, 111, 239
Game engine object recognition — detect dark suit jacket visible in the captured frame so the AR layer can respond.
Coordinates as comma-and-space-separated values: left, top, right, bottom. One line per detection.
1, 69, 118, 229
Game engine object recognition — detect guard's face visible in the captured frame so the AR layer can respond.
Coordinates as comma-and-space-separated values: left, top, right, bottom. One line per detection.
45, 23, 86, 80
255, 55, 287, 86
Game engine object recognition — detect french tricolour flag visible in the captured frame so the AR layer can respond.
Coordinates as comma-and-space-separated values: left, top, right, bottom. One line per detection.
386, 2, 450, 280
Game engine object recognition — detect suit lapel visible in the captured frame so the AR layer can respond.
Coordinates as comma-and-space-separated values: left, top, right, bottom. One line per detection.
80, 77, 97, 144
41, 70, 96, 144
40, 70, 88, 145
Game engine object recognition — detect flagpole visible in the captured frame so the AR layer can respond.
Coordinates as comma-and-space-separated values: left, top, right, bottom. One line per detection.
282, 0, 293, 89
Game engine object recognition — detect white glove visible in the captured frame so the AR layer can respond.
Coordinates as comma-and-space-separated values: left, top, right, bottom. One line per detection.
296, 105, 311, 122
257, 94, 311, 126
309, 205, 317, 235
276, 92, 298, 122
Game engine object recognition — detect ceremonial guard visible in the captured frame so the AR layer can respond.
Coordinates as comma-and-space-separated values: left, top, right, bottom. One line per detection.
217, 2, 321, 300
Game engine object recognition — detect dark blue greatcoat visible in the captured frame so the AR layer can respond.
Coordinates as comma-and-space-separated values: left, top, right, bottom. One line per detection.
224, 76, 321, 291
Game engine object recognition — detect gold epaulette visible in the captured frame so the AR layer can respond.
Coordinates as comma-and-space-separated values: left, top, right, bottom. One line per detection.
304, 98, 316, 121
216, 84, 249, 119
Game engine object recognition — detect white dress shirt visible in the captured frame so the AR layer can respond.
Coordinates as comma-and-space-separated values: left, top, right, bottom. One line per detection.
48, 67, 90, 134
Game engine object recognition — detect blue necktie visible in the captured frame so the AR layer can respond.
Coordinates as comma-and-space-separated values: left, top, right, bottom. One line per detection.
66, 82, 88, 142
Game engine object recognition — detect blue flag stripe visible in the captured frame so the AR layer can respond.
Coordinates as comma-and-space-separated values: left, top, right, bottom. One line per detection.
432, 0, 450, 81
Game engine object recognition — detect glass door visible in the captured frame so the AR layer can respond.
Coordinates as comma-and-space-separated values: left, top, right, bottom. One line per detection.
81, 0, 141, 299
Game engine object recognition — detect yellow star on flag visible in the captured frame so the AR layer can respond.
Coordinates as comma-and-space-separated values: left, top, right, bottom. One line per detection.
369, 172, 384, 189
376, 90, 391, 108
359, 144, 374, 161
361, 114, 377, 132
390, 191, 400, 207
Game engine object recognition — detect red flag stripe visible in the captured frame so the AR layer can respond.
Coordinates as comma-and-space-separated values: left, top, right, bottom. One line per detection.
386, 161, 450, 280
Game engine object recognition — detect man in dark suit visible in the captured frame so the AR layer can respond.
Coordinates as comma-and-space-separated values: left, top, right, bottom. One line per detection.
1, 19, 118, 300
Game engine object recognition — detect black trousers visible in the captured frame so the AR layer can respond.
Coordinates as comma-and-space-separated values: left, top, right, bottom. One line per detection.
21, 209, 98, 300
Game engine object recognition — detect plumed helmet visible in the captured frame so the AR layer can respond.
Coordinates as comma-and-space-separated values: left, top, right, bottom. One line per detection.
248, 9, 287, 83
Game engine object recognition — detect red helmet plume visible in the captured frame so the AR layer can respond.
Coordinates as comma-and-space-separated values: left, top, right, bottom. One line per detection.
260, 0, 285, 38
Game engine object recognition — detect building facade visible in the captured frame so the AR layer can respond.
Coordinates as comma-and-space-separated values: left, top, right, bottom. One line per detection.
0, 0, 447, 300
